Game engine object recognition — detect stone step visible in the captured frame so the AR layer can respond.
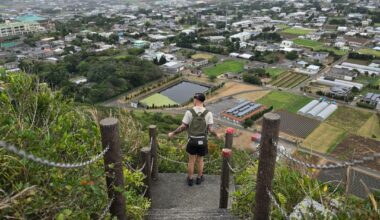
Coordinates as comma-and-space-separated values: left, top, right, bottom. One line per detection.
146, 208, 240, 220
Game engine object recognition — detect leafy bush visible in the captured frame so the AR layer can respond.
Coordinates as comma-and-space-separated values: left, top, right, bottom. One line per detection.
0, 73, 150, 219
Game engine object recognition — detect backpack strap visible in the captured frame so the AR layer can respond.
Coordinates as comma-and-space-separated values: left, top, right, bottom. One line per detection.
189, 108, 197, 117
201, 109, 209, 118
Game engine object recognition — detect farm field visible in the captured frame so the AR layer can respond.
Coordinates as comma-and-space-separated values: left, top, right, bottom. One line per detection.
270, 72, 309, 88
325, 106, 372, 134
292, 39, 347, 56
207, 81, 262, 102
277, 24, 289, 29
330, 135, 380, 172
203, 60, 245, 77
358, 48, 380, 58
265, 67, 287, 79
357, 114, 380, 141
191, 53, 215, 60
345, 58, 372, 66
234, 90, 271, 102
273, 110, 320, 138
281, 27, 315, 35
256, 91, 312, 113
375, 23, 380, 27
302, 123, 347, 153
140, 93, 178, 107
354, 76, 380, 86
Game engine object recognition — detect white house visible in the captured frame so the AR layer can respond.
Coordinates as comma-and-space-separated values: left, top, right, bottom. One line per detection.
229, 32, 252, 42
280, 40, 294, 48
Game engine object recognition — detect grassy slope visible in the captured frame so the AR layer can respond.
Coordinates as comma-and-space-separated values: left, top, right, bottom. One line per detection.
357, 114, 380, 141
140, 93, 178, 107
303, 123, 347, 153
203, 60, 245, 77
325, 106, 372, 133
256, 91, 312, 113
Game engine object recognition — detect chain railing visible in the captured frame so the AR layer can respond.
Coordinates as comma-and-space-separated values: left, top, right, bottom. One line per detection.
98, 196, 114, 220
267, 189, 289, 220
0, 141, 109, 169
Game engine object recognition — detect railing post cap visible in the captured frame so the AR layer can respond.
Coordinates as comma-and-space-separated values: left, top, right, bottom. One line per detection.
226, 127, 235, 134
100, 117, 118, 126
222, 148, 232, 158
149, 125, 157, 129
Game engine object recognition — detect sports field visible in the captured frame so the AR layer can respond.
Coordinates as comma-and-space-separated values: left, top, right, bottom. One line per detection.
256, 91, 312, 113
302, 123, 347, 153
292, 39, 347, 56
191, 53, 214, 60
203, 60, 245, 77
140, 93, 178, 107
358, 48, 380, 58
281, 27, 315, 35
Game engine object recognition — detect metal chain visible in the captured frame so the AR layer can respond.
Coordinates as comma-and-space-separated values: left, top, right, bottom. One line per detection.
157, 153, 188, 165
0, 141, 109, 169
227, 161, 251, 173
267, 189, 289, 220
125, 160, 146, 172
98, 197, 114, 220
277, 148, 379, 169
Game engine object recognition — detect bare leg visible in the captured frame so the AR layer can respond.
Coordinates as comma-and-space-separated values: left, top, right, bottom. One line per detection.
196, 156, 204, 177
188, 154, 197, 179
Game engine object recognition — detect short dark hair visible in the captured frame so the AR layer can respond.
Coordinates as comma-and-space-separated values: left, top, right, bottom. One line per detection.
194, 93, 206, 102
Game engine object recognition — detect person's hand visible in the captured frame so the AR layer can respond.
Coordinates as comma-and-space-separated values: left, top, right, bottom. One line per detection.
168, 132, 175, 139
216, 133, 224, 140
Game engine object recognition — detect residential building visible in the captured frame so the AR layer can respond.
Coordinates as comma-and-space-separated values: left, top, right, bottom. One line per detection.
0, 22, 44, 38
229, 32, 252, 42
192, 58, 208, 67
326, 67, 358, 81
280, 40, 294, 48
162, 61, 184, 73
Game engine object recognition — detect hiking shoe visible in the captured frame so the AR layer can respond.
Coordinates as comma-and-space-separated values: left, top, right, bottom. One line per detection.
187, 177, 193, 186
196, 176, 204, 185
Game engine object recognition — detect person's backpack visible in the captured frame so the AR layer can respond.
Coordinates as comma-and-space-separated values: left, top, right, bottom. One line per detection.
187, 108, 209, 147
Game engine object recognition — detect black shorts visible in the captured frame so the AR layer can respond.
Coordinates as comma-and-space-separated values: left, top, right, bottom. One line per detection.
186, 142, 208, 156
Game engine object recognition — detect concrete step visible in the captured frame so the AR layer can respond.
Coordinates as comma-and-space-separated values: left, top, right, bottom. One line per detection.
147, 208, 239, 220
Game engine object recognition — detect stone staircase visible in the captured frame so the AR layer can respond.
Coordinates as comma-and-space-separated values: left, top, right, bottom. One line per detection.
146, 173, 239, 220
147, 208, 239, 220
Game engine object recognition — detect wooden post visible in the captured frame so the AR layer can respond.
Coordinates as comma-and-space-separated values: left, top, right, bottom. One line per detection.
141, 147, 152, 199
219, 128, 234, 209
345, 166, 351, 197
100, 118, 126, 220
254, 113, 280, 220
149, 125, 158, 180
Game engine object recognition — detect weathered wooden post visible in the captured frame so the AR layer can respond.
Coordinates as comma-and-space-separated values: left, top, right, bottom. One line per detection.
141, 147, 152, 199
219, 127, 234, 209
149, 125, 158, 180
100, 118, 126, 220
254, 113, 280, 220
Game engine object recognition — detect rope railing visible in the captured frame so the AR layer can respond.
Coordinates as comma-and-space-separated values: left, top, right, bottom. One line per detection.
0, 141, 109, 169
125, 160, 146, 172
98, 196, 114, 220
267, 189, 289, 220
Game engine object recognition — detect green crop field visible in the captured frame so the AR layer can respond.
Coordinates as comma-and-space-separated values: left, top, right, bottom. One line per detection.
277, 24, 289, 29
303, 123, 347, 153
292, 39, 347, 56
265, 67, 287, 79
325, 106, 372, 134
374, 23, 380, 27
271, 72, 309, 88
140, 93, 178, 107
203, 60, 245, 77
281, 27, 315, 35
358, 48, 380, 58
256, 91, 312, 113
191, 53, 215, 60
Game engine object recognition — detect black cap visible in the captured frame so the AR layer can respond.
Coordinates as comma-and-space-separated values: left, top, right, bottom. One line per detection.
194, 93, 206, 102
